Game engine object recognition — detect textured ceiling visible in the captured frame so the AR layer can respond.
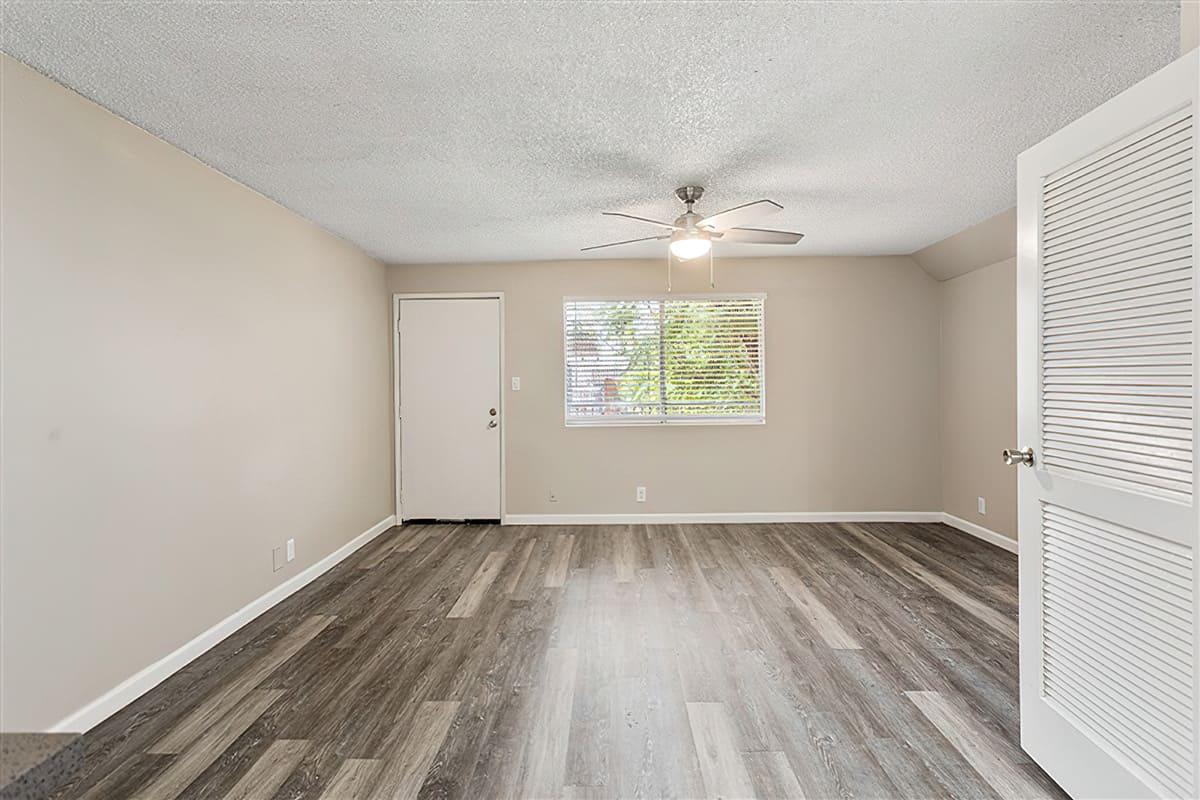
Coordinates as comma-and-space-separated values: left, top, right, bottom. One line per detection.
1, 1, 1180, 264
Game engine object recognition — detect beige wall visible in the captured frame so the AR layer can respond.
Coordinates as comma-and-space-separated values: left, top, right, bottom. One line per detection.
389, 257, 942, 516
939, 258, 1017, 540
0, 56, 394, 731
1184, 0, 1198, 54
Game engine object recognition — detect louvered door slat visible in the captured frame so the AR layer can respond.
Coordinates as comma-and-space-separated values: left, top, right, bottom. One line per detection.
1043, 649, 1193, 752
1044, 249, 1191, 288
1045, 116, 1193, 204
1042, 674, 1193, 787
1045, 152, 1193, 223
1041, 338, 1190, 357
1042, 607, 1193, 688
1040, 109, 1194, 501
1043, 582, 1194, 674
1045, 178, 1193, 237
1043, 261, 1191, 298
1045, 111, 1192, 194
1047, 403, 1189, 427
1044, 230, 1192, 272
1044, 206, 1192, 257
1044, 146, 1193, 218
1042, 649, 1192, 738
1044, 521, 1192, 582
1041, 502, 1196, 799
1042, 270, 1191, 307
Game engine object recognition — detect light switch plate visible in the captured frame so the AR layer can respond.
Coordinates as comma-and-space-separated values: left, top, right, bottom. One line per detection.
512, 376, 521, 391
272, 546, 285, 572
636, 486, 646, 502
286, 538, 296, 562
978, 496, 986, 515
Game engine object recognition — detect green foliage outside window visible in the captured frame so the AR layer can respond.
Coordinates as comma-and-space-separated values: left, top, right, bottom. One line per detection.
565, 297, 764, 421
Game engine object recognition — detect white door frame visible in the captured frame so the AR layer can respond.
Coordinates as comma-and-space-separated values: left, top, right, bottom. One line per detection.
393, 292, 506, 524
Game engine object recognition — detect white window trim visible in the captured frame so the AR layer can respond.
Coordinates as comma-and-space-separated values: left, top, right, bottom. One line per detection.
562, 293, 767, 428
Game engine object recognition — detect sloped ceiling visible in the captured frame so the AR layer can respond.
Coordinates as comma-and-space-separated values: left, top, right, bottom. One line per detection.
912, 207, 1017, 281
0, 1, 1180, 264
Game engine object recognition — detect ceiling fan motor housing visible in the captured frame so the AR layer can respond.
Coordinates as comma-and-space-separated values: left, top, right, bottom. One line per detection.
674, 185, 705, 205
673, 186, 708, 234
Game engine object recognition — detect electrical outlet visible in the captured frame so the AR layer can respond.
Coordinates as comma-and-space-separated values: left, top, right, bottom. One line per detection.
272, 546, 285, 572
978, 496, 986, 515
549, 489, 558, 503
636, 486, 646, 503
286, 538, 296, 562
512, 376, 521, 391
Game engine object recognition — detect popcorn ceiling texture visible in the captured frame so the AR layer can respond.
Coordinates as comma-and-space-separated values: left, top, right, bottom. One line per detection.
0, 1, 1179, 263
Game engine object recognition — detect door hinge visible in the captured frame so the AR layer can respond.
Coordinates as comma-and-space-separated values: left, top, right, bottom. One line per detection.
397, 317, 402, 335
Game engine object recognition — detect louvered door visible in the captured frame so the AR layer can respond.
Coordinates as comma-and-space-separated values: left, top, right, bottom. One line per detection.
1017, 50, 1199, 799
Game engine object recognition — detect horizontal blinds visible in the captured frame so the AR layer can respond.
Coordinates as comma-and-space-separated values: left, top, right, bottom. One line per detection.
564, 297, 765, 422
1040, 107, 1195, 500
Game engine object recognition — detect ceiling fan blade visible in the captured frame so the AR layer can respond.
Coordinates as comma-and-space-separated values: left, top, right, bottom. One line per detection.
601, 212, 684, 230
581, 234, 671, 252
698, 199, 782, 231
719, 227, 805, 244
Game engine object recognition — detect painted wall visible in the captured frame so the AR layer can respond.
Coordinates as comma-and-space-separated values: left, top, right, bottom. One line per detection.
939, 259, 1018, 541
389, 257, 942, 517
1184, 0, 1198, 54
0, 55, 394, 731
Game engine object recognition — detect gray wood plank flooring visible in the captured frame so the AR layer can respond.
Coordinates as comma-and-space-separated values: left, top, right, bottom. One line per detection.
50, 522, 1066, 799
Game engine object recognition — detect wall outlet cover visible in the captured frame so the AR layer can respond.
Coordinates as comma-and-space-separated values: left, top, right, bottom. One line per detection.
286, 538, 296, 562
272, 546, 285, 572
977, 496, 986, 515
636, 486, 646, 502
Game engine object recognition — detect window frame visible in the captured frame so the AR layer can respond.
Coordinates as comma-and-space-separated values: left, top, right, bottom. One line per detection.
562, 293, 767, 428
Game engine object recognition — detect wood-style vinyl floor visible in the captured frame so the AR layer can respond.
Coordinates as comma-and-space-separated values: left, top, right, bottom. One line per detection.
52, 522, 1066, 800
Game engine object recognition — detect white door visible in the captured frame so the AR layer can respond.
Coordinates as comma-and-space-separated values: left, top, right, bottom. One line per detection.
1016, 51, 1198, 799
398, 297, 502, 520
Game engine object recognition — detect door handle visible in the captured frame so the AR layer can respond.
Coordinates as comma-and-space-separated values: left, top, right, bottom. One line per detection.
1003, 447, 1035, 467
488, 419, 498, 429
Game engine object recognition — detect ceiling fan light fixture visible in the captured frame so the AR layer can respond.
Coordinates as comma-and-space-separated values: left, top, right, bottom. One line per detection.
669, 232, 712, 261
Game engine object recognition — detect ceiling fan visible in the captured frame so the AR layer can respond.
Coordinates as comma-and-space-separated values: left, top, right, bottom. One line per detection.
582, 186, 805, 261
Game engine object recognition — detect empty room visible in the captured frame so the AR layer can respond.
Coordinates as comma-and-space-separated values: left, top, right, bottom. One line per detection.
1, 2, 1198, 798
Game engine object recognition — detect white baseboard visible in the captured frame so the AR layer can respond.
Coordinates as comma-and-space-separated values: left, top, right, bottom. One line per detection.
506, 512, 1018, 555
941, 513, 1018, 553
504, 511, 943, 525
49, 514, 397, 733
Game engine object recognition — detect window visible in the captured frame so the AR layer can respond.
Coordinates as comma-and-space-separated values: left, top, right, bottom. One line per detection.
563, 295, 765, 425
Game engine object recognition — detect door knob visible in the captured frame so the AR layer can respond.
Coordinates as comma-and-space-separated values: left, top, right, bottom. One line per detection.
1003, 447, 1035, 467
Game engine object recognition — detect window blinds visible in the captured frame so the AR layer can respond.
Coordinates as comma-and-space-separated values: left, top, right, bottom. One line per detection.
563, 296, 765, 424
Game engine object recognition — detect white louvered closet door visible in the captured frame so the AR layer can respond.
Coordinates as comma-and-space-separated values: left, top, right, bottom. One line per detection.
1017, 50, 1198, 800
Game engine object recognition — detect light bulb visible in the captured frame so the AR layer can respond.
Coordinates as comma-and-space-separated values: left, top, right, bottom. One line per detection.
669, 236, 712, 261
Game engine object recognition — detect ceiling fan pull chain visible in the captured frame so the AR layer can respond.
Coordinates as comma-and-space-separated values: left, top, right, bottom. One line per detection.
709, 247, 715, 289
666, 249, 673, 292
